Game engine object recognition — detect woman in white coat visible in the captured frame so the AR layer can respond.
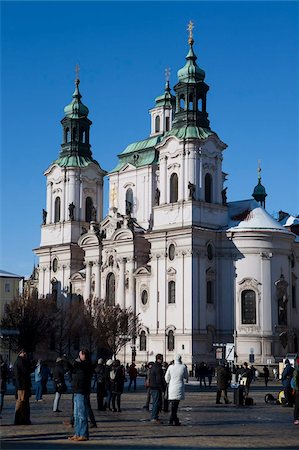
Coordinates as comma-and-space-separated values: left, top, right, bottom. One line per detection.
164, 355, 188, 426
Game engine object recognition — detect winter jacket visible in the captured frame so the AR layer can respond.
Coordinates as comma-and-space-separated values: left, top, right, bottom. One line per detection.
71, 358, 93, 395
95, 363, 105, 384
282, 363, 294, 388
0, 361, 8, 393
110, 365, 126, 394
35, 364, 43, 382
149, 361, 166, 391
13, 355, 32, 390
164, 358, 188, 401
216, 365, 231, 390
53, 361, 66, 392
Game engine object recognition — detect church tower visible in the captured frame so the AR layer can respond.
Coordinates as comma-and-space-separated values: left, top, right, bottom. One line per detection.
34, 70, 106, 300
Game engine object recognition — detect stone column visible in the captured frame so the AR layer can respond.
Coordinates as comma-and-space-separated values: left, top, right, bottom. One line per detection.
179, 151, 185, 201
118, 258, 126, 308
185, 151, 190, 200
68, 170, 76, 220
261, 252, 273, 334
199, 255, 206, 332
94, 261, 101, 299
160, 156, 167, 204
46, 182, 52, 223
126, 258, 135, 312
84, 261, 92, 301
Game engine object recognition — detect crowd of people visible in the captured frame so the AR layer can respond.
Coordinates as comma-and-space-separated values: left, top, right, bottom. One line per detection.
0, 349, 298, 441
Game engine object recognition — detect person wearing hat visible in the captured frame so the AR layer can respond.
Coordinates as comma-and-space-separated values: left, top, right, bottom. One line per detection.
52, 357, 67, 413
13, 349, 32, 425
165, 355, 188, 426
104, 359, 113, 411
94, 358, 105, 411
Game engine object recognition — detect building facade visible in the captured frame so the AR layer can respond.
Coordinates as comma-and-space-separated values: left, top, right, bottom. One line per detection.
34, 29, 299, 367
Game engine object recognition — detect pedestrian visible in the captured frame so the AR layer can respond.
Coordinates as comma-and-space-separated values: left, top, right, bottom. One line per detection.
273, 367, 278, 380
34, 360, 43, 402
128, 363, 138, 391
41, 363, 51, 395
94, 358, 106, 411
110, 359, 126, 412
198, 362, 207, 388
149, 353, 166, 424
104, 359, 113, 411
52, 357, 67, 413
0, 355, 8, 417
263, 365, 270, 387
164, 354, 188, 426
13, 349, 32, 425
237, 362, 252, 397
292, 358, 299, 425
207, 365, 213, 388
282, 359, 294, 407
216, 363, 231, 404
143, 361, 153, 410
68, 349, 93, 442
162, 361, 170, 412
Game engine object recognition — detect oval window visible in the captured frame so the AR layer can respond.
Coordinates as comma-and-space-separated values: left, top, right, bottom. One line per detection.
141, 290, 148, 305
207, 244, 213, 260
52, 258, 58, 273
169, 244, 175, 261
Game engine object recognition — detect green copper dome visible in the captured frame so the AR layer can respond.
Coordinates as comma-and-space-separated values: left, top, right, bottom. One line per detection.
177, 44, 205, 83
154, 81, 175, 107
252, 179, 267, 197
64, 78, 89, 118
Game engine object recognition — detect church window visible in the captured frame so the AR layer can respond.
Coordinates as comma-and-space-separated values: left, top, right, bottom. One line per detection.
106, 272, 115, 306
207, 280, 213, 304
52, 258, 58, 273
4, 282, 10, 293
166, 117, 170, 131
80, 128, 86, 143
241, 290, 256, 324
85, 197, 93, 222
65, 127, 70, 143
125, 188, 133, 215
170, 173, 178, 203
167, 330, 175, 351
207, 243, 213, 260
54, 197, 61, 222
140, 331, 147, 351
168, 244, 175, 261
205, 173, 212, 203
198, 98, 202, 111
189, 94, 194, 110
179, 95, 185, 110
72, 127, 76, 142
141, 290, 148, 305
168, 280, 175, 304
155, 116, 160, 133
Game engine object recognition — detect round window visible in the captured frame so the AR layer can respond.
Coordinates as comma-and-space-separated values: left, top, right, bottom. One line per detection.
207, 244, 213, 260
52, 258, 58, 273
169, 244, 175, 261
141, 290, 148, 305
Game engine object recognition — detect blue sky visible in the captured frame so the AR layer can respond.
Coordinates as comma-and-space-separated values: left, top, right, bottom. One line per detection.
1, 1, 298, 277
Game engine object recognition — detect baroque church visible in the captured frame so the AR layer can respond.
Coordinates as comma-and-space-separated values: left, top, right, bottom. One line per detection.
34, 25, 299, 367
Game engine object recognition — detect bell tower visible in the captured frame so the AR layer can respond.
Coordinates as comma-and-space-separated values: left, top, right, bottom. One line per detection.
34, 68, 106, 300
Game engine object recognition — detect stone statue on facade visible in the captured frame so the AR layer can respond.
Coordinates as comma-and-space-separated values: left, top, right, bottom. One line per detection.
221, 187, 228, 205
275, 274, 288, 326
154, 187, 160, 206
188, 182, 195, 200
42, 209, 47, 225
91, 205, 97, 221
68, 202, 75, 221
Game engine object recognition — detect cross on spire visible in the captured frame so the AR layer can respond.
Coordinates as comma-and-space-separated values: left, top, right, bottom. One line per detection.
165, 67, 171, 82
187, 20, 195, 44
258, 160, 261, 180
75, 63, 80, 82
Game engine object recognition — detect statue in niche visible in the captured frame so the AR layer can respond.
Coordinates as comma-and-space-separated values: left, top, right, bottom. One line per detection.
91, 205, 97, 221
154, 188, 160, 206
275, 274, 288, 326
221, 187, 228, 205
42, 209, 47, 225
188, 182, 195, 200
68, 202, 75, 221
125, 200, 132, 216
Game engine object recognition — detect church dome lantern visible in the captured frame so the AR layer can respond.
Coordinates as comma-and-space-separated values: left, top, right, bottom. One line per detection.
252, 162, 267, 208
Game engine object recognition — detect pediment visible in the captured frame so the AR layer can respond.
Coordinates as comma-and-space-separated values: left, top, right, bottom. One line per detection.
120, 163, 136, 173
111, 228, 133, 241
135, 266, 151, 276
167, 267, 177, 275
70, 271, 85, 281
78, 233, 100, 247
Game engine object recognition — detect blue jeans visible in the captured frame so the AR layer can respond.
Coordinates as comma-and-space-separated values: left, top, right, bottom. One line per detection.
35, 381, 43, 401
151, 389, 161, 420
74, 393, 89, 438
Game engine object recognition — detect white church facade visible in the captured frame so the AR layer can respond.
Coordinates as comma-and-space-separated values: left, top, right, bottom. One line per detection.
34, 27, 299, 367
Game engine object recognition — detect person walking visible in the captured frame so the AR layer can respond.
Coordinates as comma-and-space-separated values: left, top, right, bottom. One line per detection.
13, 349, 32, 425
0, 355, 8, 417
293, 358, 299, 425
143, 361, 153, 411
164, 355, 188, 426
149, 353, 166, 424
282, 359, 294, 407
110, 359, 126, 412
237, 362, 252, 397
216, 363, 231, 404
263, 365, 270, 387
104, 359, 113, 411
52, 357, 67, 413
128, 363, 138, 391
34, 360, 43, 402
94, 358, 106, 411
68, 349, 93, 442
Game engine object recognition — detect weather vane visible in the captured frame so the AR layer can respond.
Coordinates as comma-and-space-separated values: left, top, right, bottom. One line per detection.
187, 20, 195, 44
165, 67, 171, 83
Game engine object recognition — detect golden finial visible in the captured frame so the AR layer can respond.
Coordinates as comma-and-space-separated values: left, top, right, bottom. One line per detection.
165, 67, 171, 83
187, 20, 194, 45
75, 64, 80, 83
257, 160, 261, 181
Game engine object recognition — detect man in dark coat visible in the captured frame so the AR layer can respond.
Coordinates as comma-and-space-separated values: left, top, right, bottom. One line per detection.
282, 359, 294, 407
0, 354, 8, 416
149, 353, 166, 423
94, 358, 106, 411
13, 349, 32, 425
216, 363, 231, 404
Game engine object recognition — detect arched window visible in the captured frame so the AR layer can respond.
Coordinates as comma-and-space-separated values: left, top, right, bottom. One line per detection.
205, 173, 212, 203
52, 258, 58, 273
189, 94, 194, 110
65, 127, 70, 143
106, 272, 115, 306
140, 331, 147, 351
155, 116, 160, 133
166, 117, 170, 131
54, 197, 61, 222
207, 280, 213, 304
125, 188, 133, 215
168, 280, 175, 304
72, 127, 76, 142
85, 197, 93, 222
207, 243, 213, 260
170, 173, 178, 203
179, 95, 185, 110
198, 98, 202, 111
167, 330, 175, 351
168, 244, 175, 261
241, 290, 256, 324
80, 128, 86, 143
